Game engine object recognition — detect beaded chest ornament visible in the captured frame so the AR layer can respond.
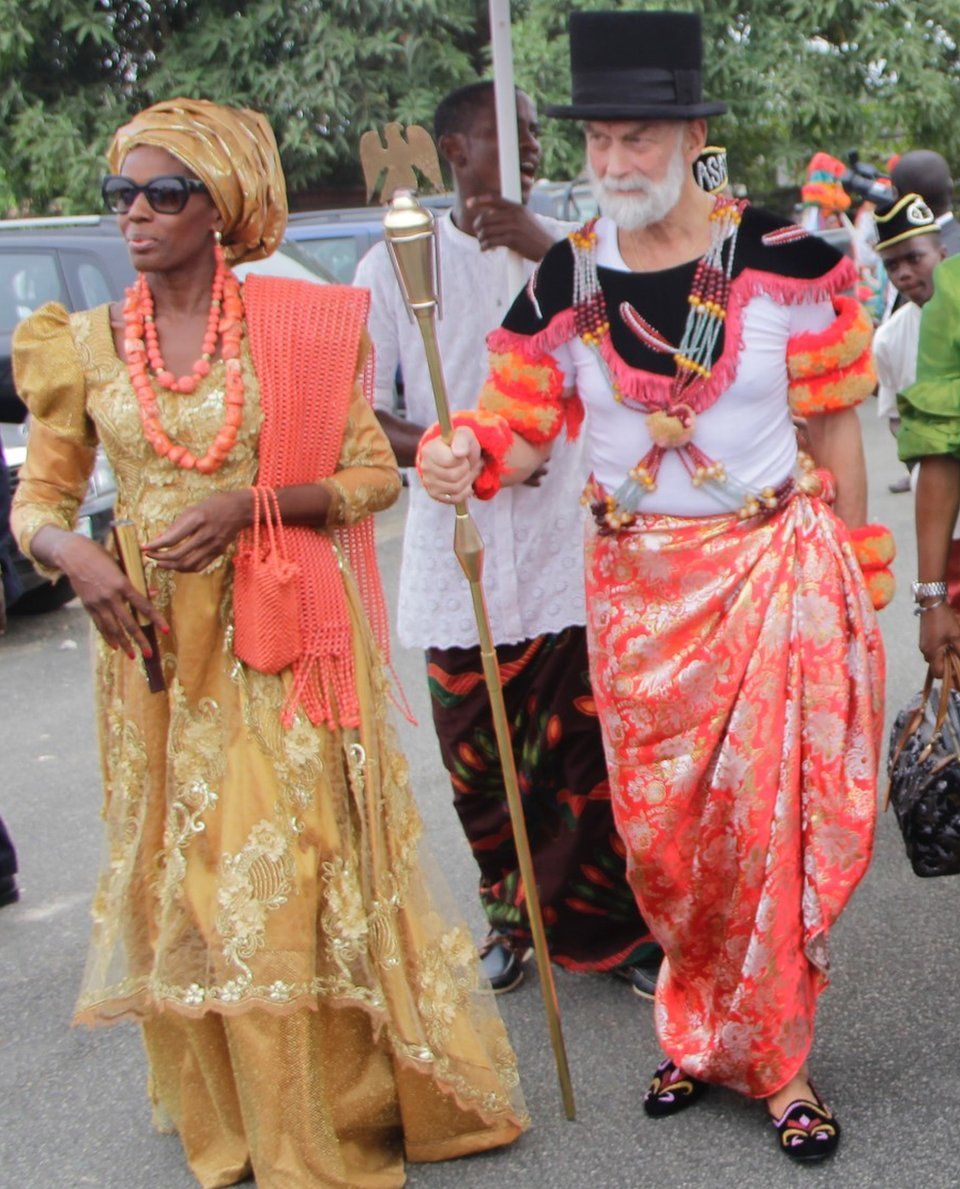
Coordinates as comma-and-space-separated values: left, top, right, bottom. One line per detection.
571, 198, 789, 531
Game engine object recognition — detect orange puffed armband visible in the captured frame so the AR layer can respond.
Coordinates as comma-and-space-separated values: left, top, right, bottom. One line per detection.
478, 350, 582, 444
416, 410, 513, 501
787, 296, 876, 417
848, 523, 896, 610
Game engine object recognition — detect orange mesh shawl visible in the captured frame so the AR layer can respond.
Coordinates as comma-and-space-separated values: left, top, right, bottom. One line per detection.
242, 275, 389, 729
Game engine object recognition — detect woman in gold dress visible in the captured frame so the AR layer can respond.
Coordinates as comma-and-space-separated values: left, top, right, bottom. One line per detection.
11, 99, 526, 1188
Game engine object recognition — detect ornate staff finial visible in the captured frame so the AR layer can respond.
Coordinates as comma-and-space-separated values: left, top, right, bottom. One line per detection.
359, 123, 444, 205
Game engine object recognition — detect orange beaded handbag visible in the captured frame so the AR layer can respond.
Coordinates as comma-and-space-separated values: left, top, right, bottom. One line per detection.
232, 485, 302, 674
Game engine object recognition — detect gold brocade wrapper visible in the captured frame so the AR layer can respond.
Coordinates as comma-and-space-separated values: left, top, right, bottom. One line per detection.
107, 97, 287, 264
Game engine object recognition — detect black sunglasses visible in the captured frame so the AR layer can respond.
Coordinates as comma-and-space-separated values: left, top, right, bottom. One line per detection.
101, 174, 208, 215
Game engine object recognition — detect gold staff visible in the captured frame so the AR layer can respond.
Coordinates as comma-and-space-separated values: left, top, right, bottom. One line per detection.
383, 190, 576, 1121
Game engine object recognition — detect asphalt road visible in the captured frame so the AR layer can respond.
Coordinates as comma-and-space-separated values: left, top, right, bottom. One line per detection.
2, 408, 957, 1189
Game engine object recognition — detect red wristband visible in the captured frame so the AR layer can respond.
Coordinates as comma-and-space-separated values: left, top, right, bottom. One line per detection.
416, 410, 513, 501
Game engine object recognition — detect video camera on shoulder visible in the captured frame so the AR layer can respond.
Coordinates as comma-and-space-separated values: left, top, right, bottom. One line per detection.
841, 151, 896, 205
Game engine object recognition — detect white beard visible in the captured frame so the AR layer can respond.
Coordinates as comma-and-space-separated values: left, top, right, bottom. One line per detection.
587, 139, 687, 231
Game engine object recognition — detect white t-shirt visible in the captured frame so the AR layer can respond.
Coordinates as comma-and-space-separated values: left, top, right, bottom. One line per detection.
355, 210, 588, 651
873, 300, 921, 420
545, 218, 836, 516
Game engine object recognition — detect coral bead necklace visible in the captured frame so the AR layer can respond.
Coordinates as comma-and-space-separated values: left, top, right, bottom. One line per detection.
123, 241, 245, 474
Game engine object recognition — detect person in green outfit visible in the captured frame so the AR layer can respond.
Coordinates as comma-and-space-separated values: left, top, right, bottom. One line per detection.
899, 249, 960, 664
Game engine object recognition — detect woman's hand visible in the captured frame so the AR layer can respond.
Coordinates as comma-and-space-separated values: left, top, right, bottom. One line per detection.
143, 490, 251, 572
418, 427, 482, 504
54, 533, 168, 656
919, 602, 960, 676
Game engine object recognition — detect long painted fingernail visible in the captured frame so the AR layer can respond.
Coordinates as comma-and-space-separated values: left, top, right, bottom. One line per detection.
160, 625, 171, 635
127, 650, 136, 660
142, 647, 153, 659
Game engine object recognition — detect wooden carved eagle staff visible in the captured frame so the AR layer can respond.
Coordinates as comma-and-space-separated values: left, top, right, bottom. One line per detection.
360, 128, 576, 1121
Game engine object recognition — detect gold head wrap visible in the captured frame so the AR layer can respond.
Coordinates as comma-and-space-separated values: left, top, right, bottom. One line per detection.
107, 97, 288, 264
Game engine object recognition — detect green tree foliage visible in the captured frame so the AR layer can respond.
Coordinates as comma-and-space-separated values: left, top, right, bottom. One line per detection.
510, 0, 960, 206
3, 0, 960, 214
0, 0, 485, 213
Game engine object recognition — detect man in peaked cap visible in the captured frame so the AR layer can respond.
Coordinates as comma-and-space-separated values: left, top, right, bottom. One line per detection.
419, 9, 892, 1159
873, 193, 945, 490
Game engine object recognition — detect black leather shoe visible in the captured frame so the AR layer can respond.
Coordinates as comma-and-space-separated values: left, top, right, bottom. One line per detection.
0, 876, 19, 908
480, 934, 529, 994
643, 1058, 708, 1118
769, 1090, 840, 1162
612, 956, 661, 1000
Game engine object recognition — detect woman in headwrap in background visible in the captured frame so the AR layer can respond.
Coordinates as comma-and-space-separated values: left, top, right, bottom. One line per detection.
11, 99, 526, 1188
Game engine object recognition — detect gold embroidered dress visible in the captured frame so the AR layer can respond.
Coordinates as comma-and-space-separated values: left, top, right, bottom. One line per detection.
11, 300, 526, 1188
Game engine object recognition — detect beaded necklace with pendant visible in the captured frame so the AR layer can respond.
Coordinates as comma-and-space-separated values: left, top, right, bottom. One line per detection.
570, 198, 783, 532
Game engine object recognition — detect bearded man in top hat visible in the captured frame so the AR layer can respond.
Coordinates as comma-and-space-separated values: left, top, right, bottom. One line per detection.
419, 9, 891, 1161
356, 79, 660, 999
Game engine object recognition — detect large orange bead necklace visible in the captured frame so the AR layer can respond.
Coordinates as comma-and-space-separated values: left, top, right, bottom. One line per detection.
123, 243, 245, 474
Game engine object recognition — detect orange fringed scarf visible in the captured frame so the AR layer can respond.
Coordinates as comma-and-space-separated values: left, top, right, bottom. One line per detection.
241, 275, 389, 729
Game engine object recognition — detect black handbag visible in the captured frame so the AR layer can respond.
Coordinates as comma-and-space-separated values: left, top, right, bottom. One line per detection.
887, 648, 960, 877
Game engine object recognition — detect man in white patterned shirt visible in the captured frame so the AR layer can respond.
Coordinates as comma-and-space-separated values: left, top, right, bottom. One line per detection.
356, 81, 658, 996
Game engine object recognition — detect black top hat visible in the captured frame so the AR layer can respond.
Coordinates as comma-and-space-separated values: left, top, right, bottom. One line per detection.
546, 11, 727, 121
874, 192, 938, 251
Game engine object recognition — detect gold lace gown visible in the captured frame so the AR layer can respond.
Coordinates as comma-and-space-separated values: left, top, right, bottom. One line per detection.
11, 302, 527, 1189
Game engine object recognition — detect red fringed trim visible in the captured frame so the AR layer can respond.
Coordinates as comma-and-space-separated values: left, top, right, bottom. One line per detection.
848, 523, 896, 610
487, 257, 858, 411
486, 309, 578, 360
416, 410, 513, 502
737, 255, 858, 307
788, 295, 873, 378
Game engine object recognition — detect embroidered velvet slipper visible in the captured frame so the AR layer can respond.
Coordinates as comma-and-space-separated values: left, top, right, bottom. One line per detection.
642, 1058, 708, 1118
769, 1089, 840, 1162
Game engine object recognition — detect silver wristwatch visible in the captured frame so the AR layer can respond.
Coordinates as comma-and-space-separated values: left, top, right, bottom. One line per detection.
912, 580, 948, 602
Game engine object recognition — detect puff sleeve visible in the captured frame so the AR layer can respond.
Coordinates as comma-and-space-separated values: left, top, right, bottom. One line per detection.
10, 303, 98, 578
480, 236, 582, 446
